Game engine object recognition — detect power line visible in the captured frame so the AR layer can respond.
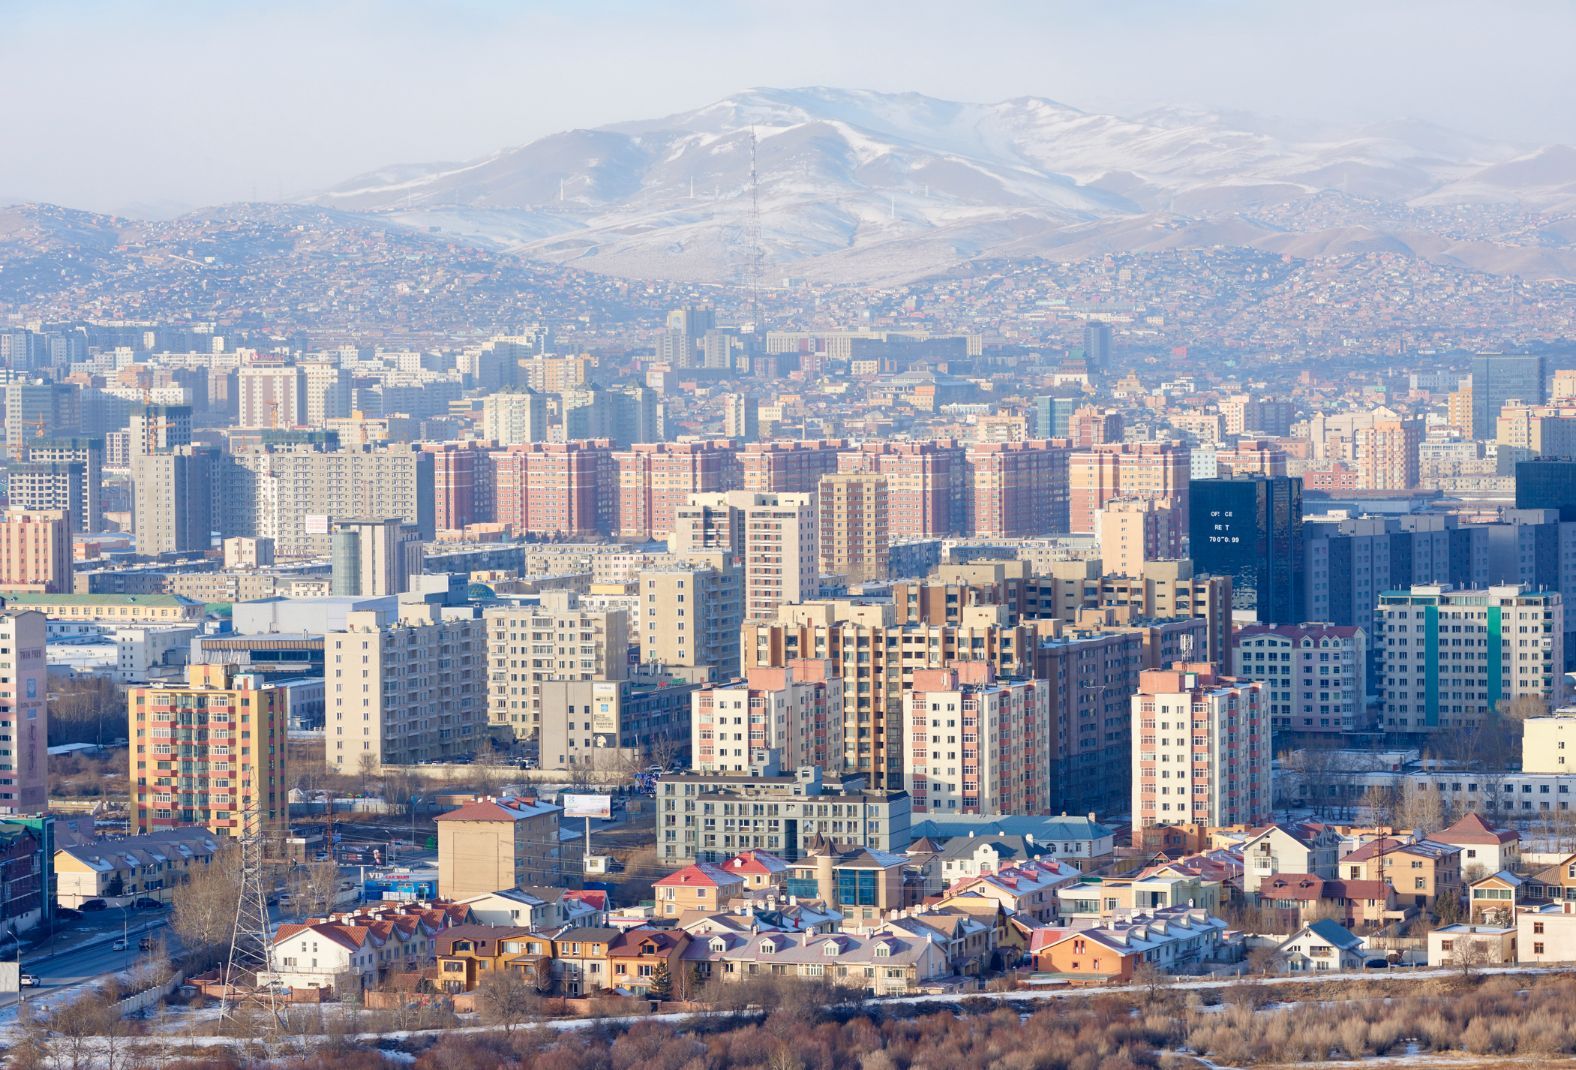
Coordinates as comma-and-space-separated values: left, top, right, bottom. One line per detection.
221, 808, 283, 1032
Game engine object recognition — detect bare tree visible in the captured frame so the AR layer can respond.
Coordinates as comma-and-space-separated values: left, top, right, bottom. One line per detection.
476, 967, 542, 1033
1448, 935, 1493, 980
170, 844, 244, 961
1360, 784, 1397, 827
356, 752, 379, 793
1395, 782, 1444, 835
286, 859, 342, 919
1129, 960, 1174, 1006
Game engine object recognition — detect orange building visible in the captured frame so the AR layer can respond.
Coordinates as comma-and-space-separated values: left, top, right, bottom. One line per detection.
0, 509, 71, 593
1069, 442, 1190, 535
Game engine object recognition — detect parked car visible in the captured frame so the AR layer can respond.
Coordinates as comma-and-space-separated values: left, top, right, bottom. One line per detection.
55, 907, 82, 921
19, 973, 38, 987
138, 936, 157, 951
79, 899, 107, 912
133, 897, 162, 911
1363, 958, 1390, 970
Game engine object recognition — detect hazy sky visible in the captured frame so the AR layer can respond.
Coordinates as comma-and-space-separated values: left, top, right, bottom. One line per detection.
4, 0, 1573, 215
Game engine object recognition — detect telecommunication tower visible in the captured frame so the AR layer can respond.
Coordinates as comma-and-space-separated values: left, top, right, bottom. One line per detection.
220, 808, 283, 1031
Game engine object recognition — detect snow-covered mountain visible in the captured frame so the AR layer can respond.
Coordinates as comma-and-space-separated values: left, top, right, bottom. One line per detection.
309, 87, 1576, 284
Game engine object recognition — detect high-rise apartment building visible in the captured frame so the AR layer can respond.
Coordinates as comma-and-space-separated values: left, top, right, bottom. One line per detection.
1098, 497, 1181, 576
127, 405, 192, 456
225, 445, 436, 557
722, 394, 759, 441
1378, 584, 1565, 734
326, 603, 486, 772
131, 446, 216, 555
1069, 442, 1190, 534
1032, 394, 1081, 440
838, 440, 967, 538
691, 660, 844, 773
1516, 458, 1576, 522
613, 440, 737, 541
1131, 664, 1270, 832
740, 440, 844, 494
4, 381, 79, 460
0, 610, 47, 813
903, 663, 1050, 815
129, 664, 286, 835
637, 552, 743, 679
1472, 353, 1546, 440
1354, 413, 1423, 490
484, 591, 630, 740
237, 362, 307, 429
0, 510, 71, 593
10, 464, 92, 545
24, 437, 104, 532
1083, 322, 1113, 378
1233, 624, 1368, 735
301, 360, 353, 427
673, 491, 818, 620
818, 472, 889, 583
490, 440, 613, 538
481, 390, 548, 445
1190, 475, 1304, 626
745, 601, 1033, 790
330, 517, 422, 597
660, 308, 716, 369
965, 440, 1070, 538
424, 441, 494, 532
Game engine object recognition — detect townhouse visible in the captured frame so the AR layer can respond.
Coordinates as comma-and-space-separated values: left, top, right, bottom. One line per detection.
680, 929, 955, 996
942, 859, 1080, 925
1341, 838, 1463, 910
1032, 907, 1229, 981
1257, 874, 1398, 931
53, 827, 221, 908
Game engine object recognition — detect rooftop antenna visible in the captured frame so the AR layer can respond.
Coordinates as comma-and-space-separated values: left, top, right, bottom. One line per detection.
889, 193, 896, 221
559, 177, 565, 204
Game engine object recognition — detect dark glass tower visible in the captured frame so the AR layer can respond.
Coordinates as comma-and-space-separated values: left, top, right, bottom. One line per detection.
1190, 475, 1304, 626
1472, 353, 1545, 440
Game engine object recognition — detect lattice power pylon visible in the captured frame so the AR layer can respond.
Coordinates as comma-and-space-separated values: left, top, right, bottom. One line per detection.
220, 808, 283, 1032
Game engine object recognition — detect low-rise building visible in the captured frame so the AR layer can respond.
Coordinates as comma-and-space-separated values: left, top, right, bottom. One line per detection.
681, 928, 955, 996
654, 862, 748, 919
1257, 874, 1397, 932
655, 762, 910, 865
53, 827, 221, 908
1516, 902, 1576, 963
1434, 812, 1519, 878
941, 859, 1079, 925
1275, 919, 1366, 973
1032, 907, 1229, 980
1428, 923, 1517, 967
435, 796, 563, 899
1340, 838, 1463, 910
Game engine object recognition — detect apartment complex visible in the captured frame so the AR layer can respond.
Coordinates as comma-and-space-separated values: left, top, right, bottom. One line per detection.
1379, 584, 1565, 734
129, 663, 287, 836
0, 510, 71, 593
672, 491, 818, 620
613, 440, 737, 540
0, 610, 47, 814
1131, 664, 1271, 832
484, 591, 630, 740
637, 553, 743, 679
655, 763, 911, 864
1232, 624, 1368, 734
325, 603, 486, 772
691, 660, 844, 773
1069, 441, 1190, 534
903, 663, 1050, 815
480, 390, 548, 445
1097, 497, 1181, 576
818, 472, 889, 583
330, 517, 422, 597
131, 446, 216, 555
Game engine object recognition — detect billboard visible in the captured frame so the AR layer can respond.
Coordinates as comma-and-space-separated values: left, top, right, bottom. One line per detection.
304, 514, 331, 536
561, 793, 612, 820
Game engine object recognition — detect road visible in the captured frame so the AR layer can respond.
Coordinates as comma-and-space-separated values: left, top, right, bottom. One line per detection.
0, 907, 174, 1008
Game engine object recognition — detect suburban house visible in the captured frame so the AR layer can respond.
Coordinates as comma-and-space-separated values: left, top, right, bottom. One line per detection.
1257, 874, 1398, 931
1341, 838, 1462, 909
654, 862, 748, 918
549, 926, 622, 996
608, 928, 691, 995
784, 843, 912, 927
679, 929, 955, 996
264, 901, 469, 994
456, 886, 604, 929
1429, 924, 1517, 966
935, 835, 1053, 885
1520, 852, 1576, 902
1434, 813, 1519, 878
721, 849, 789, 891
1240, 823, 1342, 894
1031, 907, 1229, 981
433, 924, 533, 992
1056, 872, 1220, 924
1275, 919, 1366, 973
1468, 871, 1526, 925
941, 859, 1079, 925
876, 911, 996, 977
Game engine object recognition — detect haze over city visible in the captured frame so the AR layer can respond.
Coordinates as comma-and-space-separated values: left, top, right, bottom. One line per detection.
1, 2, 1575, 1067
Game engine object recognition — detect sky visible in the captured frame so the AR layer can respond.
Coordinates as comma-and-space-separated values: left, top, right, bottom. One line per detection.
3, 0, 1573, 216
